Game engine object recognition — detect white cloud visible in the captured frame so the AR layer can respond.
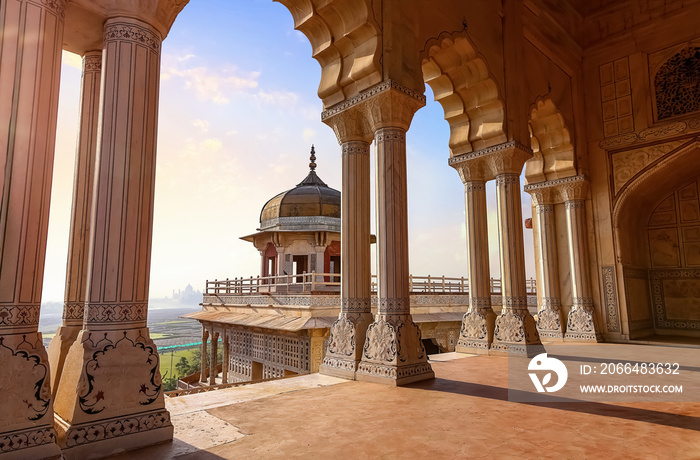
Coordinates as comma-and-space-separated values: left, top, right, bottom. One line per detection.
193, 119, 210, 133
302, 128, 315, 140
161, 54, 260, 105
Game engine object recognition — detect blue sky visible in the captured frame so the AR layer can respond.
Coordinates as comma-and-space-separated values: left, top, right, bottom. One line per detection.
42, 0, 534, 302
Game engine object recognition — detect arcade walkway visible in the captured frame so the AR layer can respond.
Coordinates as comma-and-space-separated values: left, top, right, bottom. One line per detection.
115, 349, 700, 459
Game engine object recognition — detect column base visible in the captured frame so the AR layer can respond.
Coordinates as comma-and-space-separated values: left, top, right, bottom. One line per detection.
0, 332, 60, 459
490, 310, 544, 356
319, 313, 372, 381
319, 357, 359, 380
0, 426, 61, 460
536, 308, 564, 340
355, 362, 435, 385
455, 309, 495, 355
355, 316, 434, 386
55, 410, 173, 460
564, 307, 602, 342
47, 324, 81, 397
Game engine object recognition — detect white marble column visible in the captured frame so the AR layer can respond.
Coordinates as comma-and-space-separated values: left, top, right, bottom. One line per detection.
53, 17, 173, 456
564, 197, 599, 341
456, 180, 496, 353
532, 199, 564, 338
320, 140, 373, 379
0, 0, 65, 457
48, 51, 102, 399
491, 171, 541, 354
356, 125, 434, 384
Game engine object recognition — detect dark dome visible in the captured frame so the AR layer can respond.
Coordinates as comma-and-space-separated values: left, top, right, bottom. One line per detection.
258, 147, 341, 232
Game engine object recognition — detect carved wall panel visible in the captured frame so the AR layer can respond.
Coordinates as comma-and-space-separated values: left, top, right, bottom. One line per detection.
599, 57, 634, 138
611, 140, 684, 194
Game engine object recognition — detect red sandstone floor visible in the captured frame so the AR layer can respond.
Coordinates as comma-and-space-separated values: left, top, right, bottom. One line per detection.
116, 354, 700, 459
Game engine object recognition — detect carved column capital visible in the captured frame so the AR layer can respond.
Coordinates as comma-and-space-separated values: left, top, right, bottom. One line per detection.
322, 80, 425, 138
449, 140, 533, 182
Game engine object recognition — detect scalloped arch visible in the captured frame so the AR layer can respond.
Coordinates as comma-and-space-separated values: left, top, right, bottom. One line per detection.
274, 0, 381, 108
420, 31, 507, 157
524, 98, 575, 184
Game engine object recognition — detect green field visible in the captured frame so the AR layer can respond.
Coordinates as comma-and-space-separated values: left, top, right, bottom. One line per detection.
158, 347, 199, 381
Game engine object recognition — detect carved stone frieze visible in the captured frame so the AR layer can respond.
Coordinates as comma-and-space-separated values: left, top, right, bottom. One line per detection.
83, 54, 102, 72
599, 117, 700, 150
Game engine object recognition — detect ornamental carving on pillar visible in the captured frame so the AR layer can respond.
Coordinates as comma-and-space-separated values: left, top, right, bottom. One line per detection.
460, 311, 487, 340
38, 0, 66, 17
567, 307, 595, 333
85, 303, 148, 323
327, 317, 355, 356
340, 298, 371, 312
78, 331, 161, 414
377, 297, 410, 314
0, 336, 51, 421
0, 426, 57, 453
62, 410, 170, 448
104, 22, 162, 53
363, 319, 397, 362
536, 308, 561, 331
494, 310, 525, 343
0, 305, 41, 327
83, 54, 102, 72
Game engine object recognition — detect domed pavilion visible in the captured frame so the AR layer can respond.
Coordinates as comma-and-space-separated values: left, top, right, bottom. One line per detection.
240, 146, 341, 285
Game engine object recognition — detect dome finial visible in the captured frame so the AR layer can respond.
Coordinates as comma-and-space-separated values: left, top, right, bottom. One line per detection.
309, 145, 317, 171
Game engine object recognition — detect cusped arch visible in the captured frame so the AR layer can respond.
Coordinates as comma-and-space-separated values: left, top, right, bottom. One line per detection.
275, 0, 381, 107
613, 139, 700, 266
525, 98, 575, 184
420, 31, 507, 157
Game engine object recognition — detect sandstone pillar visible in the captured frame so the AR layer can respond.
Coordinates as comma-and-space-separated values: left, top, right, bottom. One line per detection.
221, 331, 229, 384
200, 327, 209, 383
320, 138, 373, 379
47, 51, 102, 399
490, 145, 542, 355
563, 179, 600, 341
455, 180, 496, 353
209, 331, 219, 385
0, 1, 65, 458
53, 17, 172, 458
